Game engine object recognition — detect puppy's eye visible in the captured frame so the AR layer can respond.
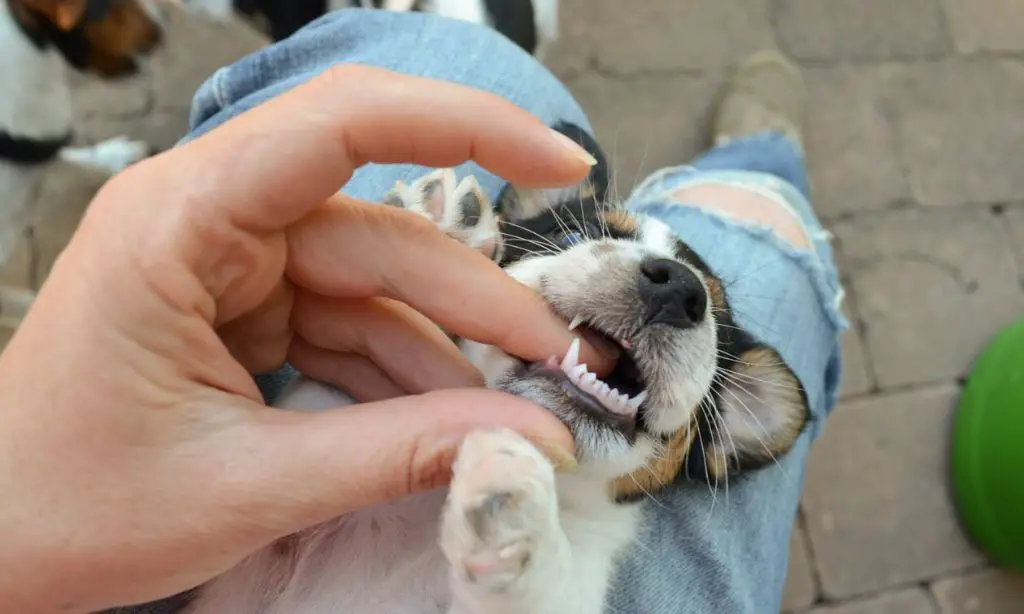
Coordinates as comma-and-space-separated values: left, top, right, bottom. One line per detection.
557, 231, 585, 248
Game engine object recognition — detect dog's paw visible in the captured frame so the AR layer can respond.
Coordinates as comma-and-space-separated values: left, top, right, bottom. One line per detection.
441, 429, 558, 591
384, 168, 502, 260
59, 136, 151, 174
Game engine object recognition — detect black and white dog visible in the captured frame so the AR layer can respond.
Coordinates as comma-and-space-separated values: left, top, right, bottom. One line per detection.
186, 0, 558, 57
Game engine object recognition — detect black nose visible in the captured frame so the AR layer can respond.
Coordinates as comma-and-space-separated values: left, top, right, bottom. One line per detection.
639, 258, 708, 329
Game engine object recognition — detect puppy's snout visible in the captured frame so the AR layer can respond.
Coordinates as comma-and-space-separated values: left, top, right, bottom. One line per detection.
639, 258, 707, 329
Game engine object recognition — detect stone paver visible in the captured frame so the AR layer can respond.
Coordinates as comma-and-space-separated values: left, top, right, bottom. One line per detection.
32, 162, 110, 282
931, 567, 1024, 613
837, 305, 873, 398
0, 231, 35, 290
801, 385, 984, 599
775, 0, 951, 62
804, 66, 908, 219
807, 588, 937, 614
565, 0, 775, 74
782, 519, 819, 611
881, 59, 1024, 208
940, 0, 1024, 54
834, 208, 1024, 389
565, 73, 718, 191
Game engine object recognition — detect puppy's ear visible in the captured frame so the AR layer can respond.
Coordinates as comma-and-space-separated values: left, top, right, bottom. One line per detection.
20, 0, 87, 31
496, 120, 610, 223
687, 345, 809, 482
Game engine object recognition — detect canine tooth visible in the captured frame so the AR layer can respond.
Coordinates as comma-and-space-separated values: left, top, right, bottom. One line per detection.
561, 338, 581, 371
629, 390, 649, 408
571, 364, 588, 380
568, 315, 585, 331
620, 339, 633, 350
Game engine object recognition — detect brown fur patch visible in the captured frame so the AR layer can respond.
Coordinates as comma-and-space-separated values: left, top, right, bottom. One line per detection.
16, 0, 162, 77
80, 0, 162, 76
705, 275, 726, 312
600, 210, 640, 236
609, 425, 696, 500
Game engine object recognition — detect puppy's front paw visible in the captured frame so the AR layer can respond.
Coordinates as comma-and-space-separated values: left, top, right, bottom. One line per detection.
384, 169, 502, 260
441, 429, 558, 591
59, 136, 151, 174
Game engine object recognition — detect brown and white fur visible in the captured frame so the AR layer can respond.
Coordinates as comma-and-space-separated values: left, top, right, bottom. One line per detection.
0, 0, 163, 268
159, 125, 811, 614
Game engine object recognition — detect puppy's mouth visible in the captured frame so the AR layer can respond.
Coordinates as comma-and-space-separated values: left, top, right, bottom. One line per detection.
524, 325, 649, 438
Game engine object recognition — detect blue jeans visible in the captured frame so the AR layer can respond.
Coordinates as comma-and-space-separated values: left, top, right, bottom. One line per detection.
173, 9, 847, 614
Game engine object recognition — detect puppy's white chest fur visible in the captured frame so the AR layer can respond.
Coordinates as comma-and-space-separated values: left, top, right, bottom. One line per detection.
188, 378, 640, 614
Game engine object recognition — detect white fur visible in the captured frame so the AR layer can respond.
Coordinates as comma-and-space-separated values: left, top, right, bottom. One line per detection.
0, 3, 150, 265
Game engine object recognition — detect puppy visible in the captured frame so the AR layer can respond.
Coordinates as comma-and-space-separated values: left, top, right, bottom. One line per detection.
157, 123, 810, 614
185, 0, 558, 58
0, 0, 163, 271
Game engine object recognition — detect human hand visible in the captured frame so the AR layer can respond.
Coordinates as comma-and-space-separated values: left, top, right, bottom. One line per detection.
0, 66, 612, 613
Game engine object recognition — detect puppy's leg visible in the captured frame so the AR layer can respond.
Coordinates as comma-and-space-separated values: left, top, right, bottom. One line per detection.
441, 430, 582, 614
384, 168, 503, 261
58, 136, 151, 175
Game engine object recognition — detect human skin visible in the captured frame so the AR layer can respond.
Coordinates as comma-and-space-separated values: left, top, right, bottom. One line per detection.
0, 65, 614, 614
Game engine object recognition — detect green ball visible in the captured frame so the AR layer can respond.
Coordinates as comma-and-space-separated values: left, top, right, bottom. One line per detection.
951, 319, 1024, 569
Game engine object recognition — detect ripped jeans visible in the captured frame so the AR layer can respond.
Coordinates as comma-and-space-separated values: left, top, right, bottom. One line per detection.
173, 8, 848, 614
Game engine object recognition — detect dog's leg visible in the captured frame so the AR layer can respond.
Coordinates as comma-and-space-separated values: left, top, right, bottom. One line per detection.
58, 136, 151, 176
384, 168, 503, 261
440, 430, 582, 614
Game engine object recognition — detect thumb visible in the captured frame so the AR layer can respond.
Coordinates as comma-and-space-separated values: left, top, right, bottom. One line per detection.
231, 389, 575, 535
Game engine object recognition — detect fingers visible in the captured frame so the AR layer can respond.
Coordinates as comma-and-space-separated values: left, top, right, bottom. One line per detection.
217, 278, 294, 374
287, 338, 406, 402
152, 65, 595, 234
234, 389, 576, 533
289, 292, 484, 395
287, 198, 617, 373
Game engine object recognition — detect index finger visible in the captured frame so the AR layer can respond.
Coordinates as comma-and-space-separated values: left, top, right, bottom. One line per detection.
287, 198, 615, 373
155, 64, 596, 233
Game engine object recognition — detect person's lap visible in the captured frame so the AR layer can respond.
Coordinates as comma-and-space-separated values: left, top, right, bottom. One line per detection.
181, 9, 847, 613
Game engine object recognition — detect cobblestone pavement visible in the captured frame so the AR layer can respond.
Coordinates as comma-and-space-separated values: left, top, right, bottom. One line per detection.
3, 1, 1023, 612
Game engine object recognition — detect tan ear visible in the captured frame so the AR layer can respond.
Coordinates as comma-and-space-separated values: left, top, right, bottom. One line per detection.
693, 346, 810, 482
21, 0, 87, 31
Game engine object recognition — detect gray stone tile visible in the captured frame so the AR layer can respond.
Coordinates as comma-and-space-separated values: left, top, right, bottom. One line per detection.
1002, 204, 1024, 272
76, 111, 191, 154
805, 66, 907, 219
802, 385, 985, 599
775, 0, 950, 62
834, 208, 1024, 389
69, 71, 152, 121
149, 8, 268, 110
881, 59, 1024, 208
565, 73, 719, 195
807, 588, 937, 614
838, 320, 873, 399
542, 0, 592, 79
0, 230, 35, 290
32, 162, 110, 284
931, 567, 1024, 613
783, 521, 818, 611
574, 0, 775, 74
941, 0, 1024, 53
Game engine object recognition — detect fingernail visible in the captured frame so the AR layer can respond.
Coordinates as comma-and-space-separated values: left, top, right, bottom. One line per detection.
530, 439, 579, 473
550, 129, 597, 167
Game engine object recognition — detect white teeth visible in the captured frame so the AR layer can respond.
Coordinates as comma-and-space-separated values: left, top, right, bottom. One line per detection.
561, 338, 581, 370
556, 337, 648, 417
568, 315, 585, 331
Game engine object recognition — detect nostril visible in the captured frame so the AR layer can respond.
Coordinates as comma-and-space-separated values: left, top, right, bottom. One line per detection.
640, 258, 679, 285
683, 288, 707, 323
